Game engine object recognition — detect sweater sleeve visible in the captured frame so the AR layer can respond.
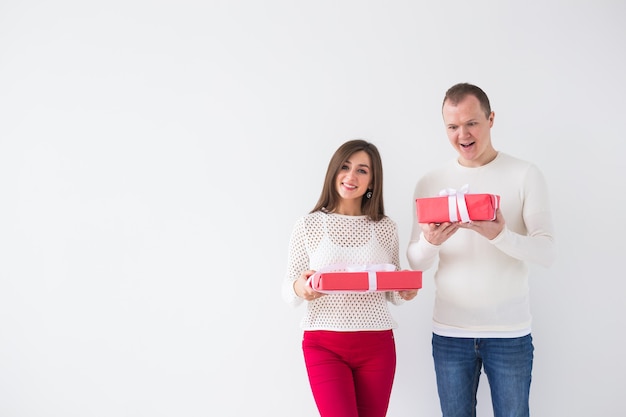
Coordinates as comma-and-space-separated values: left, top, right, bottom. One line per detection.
490, 210, 556, 268
407, 235, 441, 271
381, 218, 407, 306
282, 217, 308, 307
489, 163, 557, 268
406, 179, 441, 271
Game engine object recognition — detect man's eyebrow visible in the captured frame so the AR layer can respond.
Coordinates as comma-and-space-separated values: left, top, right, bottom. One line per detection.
448, 119, 477, 126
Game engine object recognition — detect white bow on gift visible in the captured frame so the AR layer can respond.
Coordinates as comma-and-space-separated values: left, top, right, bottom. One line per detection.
438, 184, 471, 223
307, 263, 396, 292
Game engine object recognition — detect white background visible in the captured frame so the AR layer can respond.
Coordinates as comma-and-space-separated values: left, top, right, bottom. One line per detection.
1, 1, 624, 416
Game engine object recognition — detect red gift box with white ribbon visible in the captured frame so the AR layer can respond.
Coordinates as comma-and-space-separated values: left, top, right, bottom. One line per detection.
416, 184, 500, 224
308, 263, 422, 293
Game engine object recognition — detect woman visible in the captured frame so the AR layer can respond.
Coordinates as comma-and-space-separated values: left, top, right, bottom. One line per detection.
283, 139, 418, 417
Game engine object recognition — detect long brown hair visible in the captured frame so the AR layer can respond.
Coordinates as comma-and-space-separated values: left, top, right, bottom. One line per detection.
311, 139, 386, 221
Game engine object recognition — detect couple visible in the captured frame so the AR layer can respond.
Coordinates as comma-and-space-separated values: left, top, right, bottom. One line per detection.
282, 82, 556, 417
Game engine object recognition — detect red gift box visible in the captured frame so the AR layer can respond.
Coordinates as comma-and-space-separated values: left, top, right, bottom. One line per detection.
416, 193, 500, 224
310, 270, 422, 293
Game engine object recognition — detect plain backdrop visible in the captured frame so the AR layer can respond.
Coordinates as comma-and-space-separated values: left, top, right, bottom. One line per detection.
1, 1, 624, 416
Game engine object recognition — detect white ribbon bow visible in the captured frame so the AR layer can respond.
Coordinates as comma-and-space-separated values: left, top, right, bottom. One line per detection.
346, 263, 396, 291
438, 184, 471, 223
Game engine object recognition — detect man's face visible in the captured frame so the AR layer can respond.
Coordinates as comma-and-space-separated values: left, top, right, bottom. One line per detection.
442, 95, 496, 167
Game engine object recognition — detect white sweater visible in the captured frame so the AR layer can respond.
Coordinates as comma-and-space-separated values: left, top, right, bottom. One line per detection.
283, 211, 405, 331
406, 152, 556, 337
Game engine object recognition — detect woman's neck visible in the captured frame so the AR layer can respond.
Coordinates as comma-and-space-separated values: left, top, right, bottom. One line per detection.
332, 201, 362, 216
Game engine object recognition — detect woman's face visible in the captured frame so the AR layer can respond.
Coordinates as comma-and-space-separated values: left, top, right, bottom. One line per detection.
334, 150, 372, 202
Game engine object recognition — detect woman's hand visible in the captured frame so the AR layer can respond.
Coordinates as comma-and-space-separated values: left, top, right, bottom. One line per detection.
399, 289, 418, 301
293, 270, 324, 301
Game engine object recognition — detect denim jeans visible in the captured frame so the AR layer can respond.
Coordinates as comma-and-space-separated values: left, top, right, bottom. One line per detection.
432, 333, 534, 417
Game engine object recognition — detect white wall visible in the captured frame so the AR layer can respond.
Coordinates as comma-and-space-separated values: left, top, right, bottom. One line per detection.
0, 1, 624, 416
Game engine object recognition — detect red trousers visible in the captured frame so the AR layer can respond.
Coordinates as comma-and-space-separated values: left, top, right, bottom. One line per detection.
302, 330, 396, 417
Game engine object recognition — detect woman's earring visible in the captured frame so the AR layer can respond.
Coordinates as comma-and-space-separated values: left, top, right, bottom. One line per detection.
366, 190, 373, 199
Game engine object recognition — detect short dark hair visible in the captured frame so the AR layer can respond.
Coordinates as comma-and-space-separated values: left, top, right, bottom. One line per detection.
311, 139, 385, 221
443, 83, 492, 118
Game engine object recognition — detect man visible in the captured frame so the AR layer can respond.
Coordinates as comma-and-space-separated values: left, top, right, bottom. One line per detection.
406, 83, 556, 417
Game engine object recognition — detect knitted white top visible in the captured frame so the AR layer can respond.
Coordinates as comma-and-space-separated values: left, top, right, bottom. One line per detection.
407, 152, 556, 337
283, 211, 405, 331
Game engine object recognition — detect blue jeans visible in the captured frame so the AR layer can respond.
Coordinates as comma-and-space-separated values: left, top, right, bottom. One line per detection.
432, 333, 534, 417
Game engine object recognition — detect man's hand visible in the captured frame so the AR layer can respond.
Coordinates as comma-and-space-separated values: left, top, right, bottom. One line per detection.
420, 221, 460, 245
456, 208, 505, 240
